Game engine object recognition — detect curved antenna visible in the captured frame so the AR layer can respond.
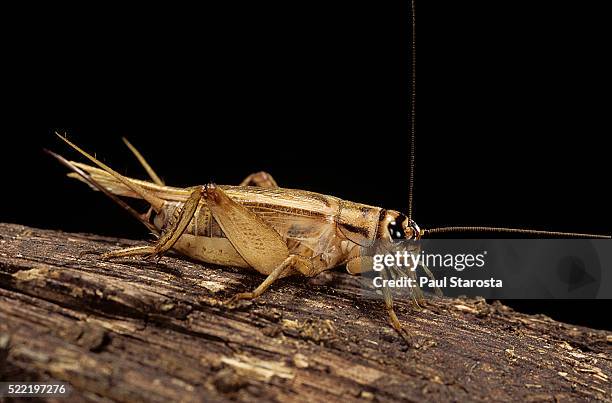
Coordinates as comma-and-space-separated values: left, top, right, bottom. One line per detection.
422, 226, 610, 239
408, 0, 417, 221
408, 0, 607, 241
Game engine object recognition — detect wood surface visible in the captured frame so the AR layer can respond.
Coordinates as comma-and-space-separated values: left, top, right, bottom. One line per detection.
0, 223, 610, 402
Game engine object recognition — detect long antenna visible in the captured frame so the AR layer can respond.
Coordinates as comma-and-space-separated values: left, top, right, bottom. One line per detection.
423, 226, 610, 239
408, 0, 416, 221
409, 2, 608, 241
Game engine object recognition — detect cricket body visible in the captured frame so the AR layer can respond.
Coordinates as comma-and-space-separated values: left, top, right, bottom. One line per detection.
50, 135, 425, 342
46, 4, 611, 347
156, 185, 410, 276
50, 135, 609, 345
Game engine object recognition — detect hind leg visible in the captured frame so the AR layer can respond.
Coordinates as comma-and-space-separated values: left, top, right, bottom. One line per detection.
102, 186, 203, 260
201, 184, 320, 303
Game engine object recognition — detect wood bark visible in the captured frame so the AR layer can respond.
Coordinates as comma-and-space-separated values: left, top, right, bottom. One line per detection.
0, 223, 610, 402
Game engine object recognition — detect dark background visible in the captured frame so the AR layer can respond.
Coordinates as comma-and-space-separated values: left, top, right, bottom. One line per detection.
1, 2, 609, 329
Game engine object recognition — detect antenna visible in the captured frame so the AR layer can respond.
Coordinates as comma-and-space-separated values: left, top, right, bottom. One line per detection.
408, 0, 416, 221
423, 226, 610, 239
408, 1, 609, 240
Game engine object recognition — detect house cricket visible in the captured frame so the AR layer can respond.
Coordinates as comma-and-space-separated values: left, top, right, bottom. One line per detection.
46, 2, 610, 347
48, 134, 610, 346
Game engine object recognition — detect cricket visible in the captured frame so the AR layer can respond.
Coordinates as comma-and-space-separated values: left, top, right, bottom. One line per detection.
48, 133, 610, 346
45, 4, 608, 346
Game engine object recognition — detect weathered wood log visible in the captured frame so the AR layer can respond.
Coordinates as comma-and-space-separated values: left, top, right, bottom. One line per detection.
0, 223, 610, 402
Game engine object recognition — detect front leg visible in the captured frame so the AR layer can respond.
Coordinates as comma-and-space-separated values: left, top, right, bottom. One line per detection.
346, 254, 414, 346
381, 268, 413, 346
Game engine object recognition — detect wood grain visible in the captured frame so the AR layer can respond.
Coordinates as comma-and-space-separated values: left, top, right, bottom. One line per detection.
0, 223, 610, 402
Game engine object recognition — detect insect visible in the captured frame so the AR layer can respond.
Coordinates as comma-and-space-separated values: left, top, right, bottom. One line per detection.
47, 3, 609, 344
48, 134, 609, 346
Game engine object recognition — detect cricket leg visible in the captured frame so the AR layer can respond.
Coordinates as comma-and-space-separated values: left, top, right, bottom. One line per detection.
381, 268, 413, 346
239, 171, 278, 188
201, 184, 315, 302
405, 265, 424, 306
225, 254, 312, 304
345, 244, 378, 274
347, 255, 414, 346
203, 183, 291, 272
420, 263, 443, 297
102, 187, 203, 260
101, 245, 157, 259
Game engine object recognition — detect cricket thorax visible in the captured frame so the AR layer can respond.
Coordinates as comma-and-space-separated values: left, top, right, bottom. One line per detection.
336, 200, 383, 246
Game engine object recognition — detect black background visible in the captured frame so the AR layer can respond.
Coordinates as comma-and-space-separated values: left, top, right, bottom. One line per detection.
1, 2, 609, 329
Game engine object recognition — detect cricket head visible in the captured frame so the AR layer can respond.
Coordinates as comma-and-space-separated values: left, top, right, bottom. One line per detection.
378, 210, 421, 241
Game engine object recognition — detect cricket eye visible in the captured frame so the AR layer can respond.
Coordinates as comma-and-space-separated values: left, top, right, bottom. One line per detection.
387, 221, 405, 240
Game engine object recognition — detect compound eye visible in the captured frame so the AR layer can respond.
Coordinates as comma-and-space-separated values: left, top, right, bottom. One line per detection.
387, 221, 405, 240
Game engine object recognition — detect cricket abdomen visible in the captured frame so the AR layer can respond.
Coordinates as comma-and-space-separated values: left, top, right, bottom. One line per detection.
172, 234, 250, 269
154, 201, 225, 239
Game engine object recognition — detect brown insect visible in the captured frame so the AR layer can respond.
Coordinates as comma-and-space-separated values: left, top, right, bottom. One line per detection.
46, 1, 608, 346
47, 133, 609, 345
